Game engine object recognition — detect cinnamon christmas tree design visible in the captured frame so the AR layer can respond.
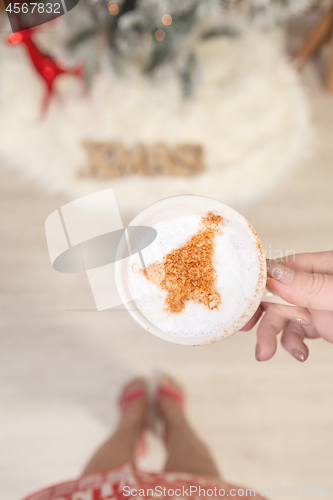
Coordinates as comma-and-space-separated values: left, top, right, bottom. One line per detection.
142, 214, 223, 313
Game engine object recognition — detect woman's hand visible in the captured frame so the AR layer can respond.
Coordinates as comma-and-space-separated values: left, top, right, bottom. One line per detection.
243, 251, 333, 362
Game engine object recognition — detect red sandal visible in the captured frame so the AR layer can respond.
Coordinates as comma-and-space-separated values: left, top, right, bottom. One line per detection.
157, 377, 185, 410
118, 378, 148, 458
153, 375, 186, 444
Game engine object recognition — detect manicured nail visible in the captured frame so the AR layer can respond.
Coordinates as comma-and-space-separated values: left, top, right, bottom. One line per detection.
255, 343, 262, 362
291, 349, 306, 362
290, 318, 310, 327
266, 259, 296, 284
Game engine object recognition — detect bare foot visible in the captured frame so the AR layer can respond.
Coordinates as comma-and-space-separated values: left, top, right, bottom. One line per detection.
119, 378, 148, 431
157, 376, 185, 423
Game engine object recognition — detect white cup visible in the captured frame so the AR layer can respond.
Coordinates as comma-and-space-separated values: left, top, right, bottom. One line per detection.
115, 195, 292, 346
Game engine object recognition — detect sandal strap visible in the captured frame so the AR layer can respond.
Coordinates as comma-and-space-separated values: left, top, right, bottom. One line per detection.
119, 388, 146, 407
158, 385, 185, 407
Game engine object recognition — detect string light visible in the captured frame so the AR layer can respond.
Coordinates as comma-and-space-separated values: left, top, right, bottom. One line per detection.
155, 29, 165, 41
108, 1, 119, 15
162, 14, 172, 25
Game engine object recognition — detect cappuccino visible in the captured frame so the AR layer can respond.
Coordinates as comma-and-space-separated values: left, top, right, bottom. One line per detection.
123, 196, 266, 340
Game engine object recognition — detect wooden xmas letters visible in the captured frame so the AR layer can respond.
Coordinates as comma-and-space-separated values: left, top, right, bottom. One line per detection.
80, 141, 204, 178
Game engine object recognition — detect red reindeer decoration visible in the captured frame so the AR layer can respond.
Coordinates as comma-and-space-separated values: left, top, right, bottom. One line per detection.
7, 28, 83, 113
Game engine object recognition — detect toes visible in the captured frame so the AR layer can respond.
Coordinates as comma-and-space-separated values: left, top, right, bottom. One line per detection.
122, 377, 147, 397
157, 376, 185, 416
159, 376, 183, 394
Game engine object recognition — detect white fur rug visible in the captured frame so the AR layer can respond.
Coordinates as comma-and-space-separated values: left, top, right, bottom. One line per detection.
0, 28, 311, 215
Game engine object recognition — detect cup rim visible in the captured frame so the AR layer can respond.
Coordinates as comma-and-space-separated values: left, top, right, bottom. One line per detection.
115, 194, 267, 346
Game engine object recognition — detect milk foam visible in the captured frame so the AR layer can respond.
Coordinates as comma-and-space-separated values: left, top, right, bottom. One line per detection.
127, 211, 261, 337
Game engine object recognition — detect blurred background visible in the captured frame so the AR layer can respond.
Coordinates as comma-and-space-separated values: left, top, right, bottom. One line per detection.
0, 0, 333, 499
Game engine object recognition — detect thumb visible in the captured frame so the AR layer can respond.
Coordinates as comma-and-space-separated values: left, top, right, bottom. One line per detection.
266, 259, 333, 311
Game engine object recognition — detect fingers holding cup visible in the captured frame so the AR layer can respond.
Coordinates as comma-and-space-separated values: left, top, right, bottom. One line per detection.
281, 322, 309, 362
255, 308, 287, 362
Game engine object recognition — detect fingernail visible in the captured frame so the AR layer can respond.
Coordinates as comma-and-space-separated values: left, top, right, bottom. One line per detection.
290, 318, 310, 327
255, 343, 262, 362
266, 259, 296, 284
291, 349, 306, 362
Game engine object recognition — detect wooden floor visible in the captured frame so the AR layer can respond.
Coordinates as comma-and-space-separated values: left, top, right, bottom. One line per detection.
1, 66, 333, 500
